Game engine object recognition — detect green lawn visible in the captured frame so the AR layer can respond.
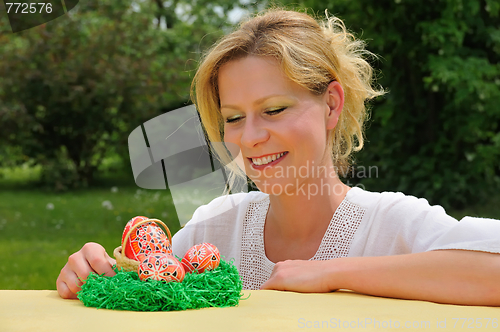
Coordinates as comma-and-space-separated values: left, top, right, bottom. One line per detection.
0, 166, 180, 290
1, 165, 499, 290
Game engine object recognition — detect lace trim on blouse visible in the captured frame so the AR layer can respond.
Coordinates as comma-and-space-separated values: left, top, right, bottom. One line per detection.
240, 195, 366, 290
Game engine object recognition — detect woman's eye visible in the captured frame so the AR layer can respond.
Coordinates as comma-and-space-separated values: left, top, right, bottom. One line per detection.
266, 107, 286, 115
225, 115, 242, 123
224, 108, 286, 123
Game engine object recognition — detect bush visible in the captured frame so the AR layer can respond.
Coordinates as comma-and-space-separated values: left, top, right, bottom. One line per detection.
0, 0, 242, 189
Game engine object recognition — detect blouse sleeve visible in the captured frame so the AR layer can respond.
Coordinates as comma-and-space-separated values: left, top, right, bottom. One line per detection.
347, 189, 500, 257
426, 216, 500, 253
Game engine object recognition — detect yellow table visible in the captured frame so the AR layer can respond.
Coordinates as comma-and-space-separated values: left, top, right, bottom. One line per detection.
1, 290, 499, 331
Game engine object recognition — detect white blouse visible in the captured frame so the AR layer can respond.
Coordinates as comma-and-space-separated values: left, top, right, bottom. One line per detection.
172, 187, 500, 290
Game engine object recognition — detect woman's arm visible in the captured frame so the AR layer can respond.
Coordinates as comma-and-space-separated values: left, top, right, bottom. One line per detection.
260, 249, 500, 306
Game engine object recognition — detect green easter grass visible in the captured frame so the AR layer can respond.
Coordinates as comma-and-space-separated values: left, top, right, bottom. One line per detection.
77, 259, 243, 311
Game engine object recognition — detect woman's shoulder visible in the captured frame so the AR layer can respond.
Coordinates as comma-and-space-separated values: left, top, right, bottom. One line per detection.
187, 190, 268, 225
345, 186, 460, 255
347, 186, 436, 208
345, 186, 452, 223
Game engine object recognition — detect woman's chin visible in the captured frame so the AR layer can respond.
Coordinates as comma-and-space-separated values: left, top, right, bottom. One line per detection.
251, 178, 297, 196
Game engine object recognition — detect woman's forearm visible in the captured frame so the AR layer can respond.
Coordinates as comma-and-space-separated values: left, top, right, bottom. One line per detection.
334, 249, 500, 306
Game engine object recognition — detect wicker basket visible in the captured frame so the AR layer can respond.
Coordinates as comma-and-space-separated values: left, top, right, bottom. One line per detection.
114, 218, 172, 272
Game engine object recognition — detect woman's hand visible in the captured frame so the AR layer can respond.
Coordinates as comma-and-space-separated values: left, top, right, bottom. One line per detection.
56, 242, 116, 299
260, 259, 341, 293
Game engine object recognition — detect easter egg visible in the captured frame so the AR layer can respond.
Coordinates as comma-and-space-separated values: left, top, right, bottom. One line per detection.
138, 253, 185, 282
182, 243, 220, 274
122, 216, 149, 246
122, 216, 172, 261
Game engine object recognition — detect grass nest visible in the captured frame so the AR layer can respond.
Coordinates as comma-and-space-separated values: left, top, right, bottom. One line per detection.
77, 259, 243, 311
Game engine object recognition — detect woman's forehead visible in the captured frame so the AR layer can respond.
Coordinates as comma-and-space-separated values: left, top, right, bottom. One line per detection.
218, 56, 300, 104
219, 56, 282, 80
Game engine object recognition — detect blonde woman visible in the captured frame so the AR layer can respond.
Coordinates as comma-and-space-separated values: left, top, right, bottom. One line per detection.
57, 9, 500, 306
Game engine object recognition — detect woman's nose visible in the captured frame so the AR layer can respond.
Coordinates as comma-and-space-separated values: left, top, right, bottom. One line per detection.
240, 118, 269, 148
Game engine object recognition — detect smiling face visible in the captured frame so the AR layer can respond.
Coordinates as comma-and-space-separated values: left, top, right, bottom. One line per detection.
218, 56, 343, 194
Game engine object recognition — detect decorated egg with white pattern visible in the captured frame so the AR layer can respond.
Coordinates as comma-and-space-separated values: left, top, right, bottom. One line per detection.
182, 243, 220, 274
122, 216, 172, 262
138, 253, 185, 282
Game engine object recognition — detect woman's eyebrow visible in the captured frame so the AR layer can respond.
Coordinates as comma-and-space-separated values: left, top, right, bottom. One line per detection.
221, 94, 291, 110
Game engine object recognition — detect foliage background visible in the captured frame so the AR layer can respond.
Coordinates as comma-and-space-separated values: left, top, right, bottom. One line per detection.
0, 0, 243, 189
0, 0, 499, 290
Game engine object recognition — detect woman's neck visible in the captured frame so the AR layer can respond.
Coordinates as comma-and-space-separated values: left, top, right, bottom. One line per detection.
262, 168, 350, 262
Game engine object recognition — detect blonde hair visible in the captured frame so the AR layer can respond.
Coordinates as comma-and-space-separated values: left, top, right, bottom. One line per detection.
191, 8, 385, 192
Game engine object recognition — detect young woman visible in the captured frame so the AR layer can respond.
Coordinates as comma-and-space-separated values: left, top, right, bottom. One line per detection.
57, 9, 500, 306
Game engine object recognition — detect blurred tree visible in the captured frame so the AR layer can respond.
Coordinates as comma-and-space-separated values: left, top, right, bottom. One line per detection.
0, 0, 244, 189
278, 0, 500, 208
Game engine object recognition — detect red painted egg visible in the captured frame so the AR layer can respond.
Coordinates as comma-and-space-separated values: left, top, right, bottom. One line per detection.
138, 253, 185, 282
182, 243, 220, 274
122, 216, 149, 246
122, 216, 172, 261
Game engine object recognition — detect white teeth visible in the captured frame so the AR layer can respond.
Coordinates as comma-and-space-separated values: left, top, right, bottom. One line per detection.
252, 152, 285, 166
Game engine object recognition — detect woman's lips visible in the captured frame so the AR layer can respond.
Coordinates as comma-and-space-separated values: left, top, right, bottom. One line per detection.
248, 151, 288, 169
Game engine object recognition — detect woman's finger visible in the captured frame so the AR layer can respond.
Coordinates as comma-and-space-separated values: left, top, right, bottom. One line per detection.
82, 243, 116, 277
57, 242, 117, 299
56, 280, 78, 299
260, 260, 337, 293
67, 250, 96, 285
56, 265, 80, 299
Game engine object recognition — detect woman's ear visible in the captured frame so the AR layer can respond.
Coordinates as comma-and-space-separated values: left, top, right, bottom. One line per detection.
324, 81, 344, 130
